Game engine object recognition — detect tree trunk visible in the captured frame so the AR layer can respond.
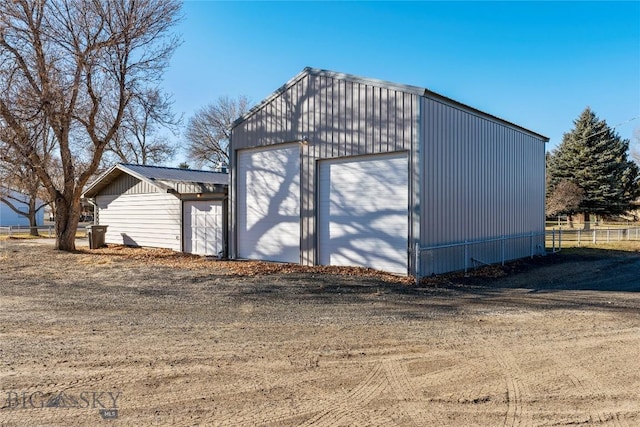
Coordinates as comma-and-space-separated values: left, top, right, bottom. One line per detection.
28, 214, 39, 237
28, 197, 39, 237
583, 212, 591, 230
54, 195, 81, 251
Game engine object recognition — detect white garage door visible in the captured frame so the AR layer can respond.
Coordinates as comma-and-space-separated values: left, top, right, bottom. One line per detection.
319, 152, 408, 274
237, 144, 300, 263
184, 200, 223, 256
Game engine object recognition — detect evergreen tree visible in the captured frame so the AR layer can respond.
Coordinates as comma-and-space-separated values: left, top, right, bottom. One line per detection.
547, 107, 640, 227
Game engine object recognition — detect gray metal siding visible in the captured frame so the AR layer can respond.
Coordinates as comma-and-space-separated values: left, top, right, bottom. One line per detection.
100, 173, 159, 196
420, 97, 546, 275
231, 73, 420, 266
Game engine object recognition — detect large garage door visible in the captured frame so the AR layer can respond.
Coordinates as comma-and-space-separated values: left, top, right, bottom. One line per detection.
319, 152, 408, 274
237, 144, 300, 263
184, 200, 223, 256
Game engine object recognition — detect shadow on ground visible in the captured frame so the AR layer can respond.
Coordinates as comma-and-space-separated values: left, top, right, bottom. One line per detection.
224, 248, 640, 319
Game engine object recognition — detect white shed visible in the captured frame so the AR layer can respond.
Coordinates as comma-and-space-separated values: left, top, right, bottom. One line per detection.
229, 67, 548, 276
83, 164, 228, 256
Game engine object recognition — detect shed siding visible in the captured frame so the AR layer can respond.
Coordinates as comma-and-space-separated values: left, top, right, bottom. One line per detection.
100, 173, 159, 196
95, 192, 181, 251
420, 97, 546, 275
231, 73, 420, 265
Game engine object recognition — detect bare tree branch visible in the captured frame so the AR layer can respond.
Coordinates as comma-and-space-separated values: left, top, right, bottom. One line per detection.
105, 87, 181, 165
185, 95, 249, 169
0, 0, 182, 249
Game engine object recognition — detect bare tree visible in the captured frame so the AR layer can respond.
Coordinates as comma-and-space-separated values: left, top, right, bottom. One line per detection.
185, 95, 249, 169
546, 179, 584, 220
0, 0, 182, 250
0, 164, 50, 236
106, 87, 181, 166
0, 115, 57, 235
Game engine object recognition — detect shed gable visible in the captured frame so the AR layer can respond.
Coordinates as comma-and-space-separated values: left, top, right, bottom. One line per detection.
232, 72, 419, 157
100, 173, 159, 196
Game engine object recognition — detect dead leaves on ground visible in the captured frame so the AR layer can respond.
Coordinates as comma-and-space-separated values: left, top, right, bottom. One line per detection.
77, 245, 415, 284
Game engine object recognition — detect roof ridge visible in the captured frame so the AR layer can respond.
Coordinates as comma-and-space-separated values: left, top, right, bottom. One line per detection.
119, 163, 227, 174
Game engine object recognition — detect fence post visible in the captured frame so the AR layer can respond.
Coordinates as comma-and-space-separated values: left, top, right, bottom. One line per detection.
464, 241, 469, 275
552, 229, 556, 253
8, 226, 12, 237
593, 229, 596, 244
414, 242, 421, 283
558, 228, 562, 251
577, 229, 581, 246
530, 231, 534, 258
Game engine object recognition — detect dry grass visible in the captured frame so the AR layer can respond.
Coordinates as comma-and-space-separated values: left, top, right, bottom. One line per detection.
0, 230, 86, 240
550, 239, 640, 252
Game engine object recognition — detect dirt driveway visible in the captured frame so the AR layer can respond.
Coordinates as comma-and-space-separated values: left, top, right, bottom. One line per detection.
1, 240, 639, 426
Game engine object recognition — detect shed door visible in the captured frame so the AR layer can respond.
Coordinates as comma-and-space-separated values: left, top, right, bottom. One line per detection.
318, 152, 409, 274
184, 200, 223, 256
236, 144, 300, 263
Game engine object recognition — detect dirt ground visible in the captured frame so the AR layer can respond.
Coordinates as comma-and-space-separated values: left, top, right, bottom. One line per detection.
1, 240, 639, 426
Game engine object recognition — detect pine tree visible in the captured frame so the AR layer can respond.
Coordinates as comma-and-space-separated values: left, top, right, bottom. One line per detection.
547, 107, 640, 228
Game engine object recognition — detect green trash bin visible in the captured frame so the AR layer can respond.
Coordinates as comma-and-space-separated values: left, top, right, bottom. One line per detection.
86, 225, 108, 249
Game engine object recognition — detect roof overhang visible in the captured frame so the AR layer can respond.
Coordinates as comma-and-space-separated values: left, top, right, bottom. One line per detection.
82, 164, 172, 198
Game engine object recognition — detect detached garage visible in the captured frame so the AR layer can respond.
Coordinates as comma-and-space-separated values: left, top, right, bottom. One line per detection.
83, 164, 228, 256
229, 67, 548, 276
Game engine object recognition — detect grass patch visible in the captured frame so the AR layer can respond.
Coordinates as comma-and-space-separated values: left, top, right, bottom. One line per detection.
550, 240, 640, 252
0, 230, 87, 240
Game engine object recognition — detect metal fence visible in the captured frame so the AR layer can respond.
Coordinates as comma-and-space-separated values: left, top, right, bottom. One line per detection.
415, 231, 547, 279
546, 226, 640, 249
415, 226, 640, 280
0, 225, 56, 238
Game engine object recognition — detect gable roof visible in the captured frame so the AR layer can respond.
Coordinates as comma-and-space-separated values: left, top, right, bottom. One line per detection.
82, 163, 228, 198
231, 67, 548, 141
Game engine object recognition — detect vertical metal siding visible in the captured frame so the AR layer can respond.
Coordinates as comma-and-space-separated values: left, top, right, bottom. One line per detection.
101, 174, 159, 195
231, 73, 420, 266
420, 97, 546, 275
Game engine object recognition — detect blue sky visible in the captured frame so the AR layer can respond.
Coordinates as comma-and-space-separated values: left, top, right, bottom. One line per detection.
163, 1, 640, 162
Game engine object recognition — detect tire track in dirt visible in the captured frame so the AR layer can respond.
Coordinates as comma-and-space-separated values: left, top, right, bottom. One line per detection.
383, 358, 440, 425
492, 349, 532, 427
549, 336, 634, 427
211, 362, 387, 426
299, 362, 388, 427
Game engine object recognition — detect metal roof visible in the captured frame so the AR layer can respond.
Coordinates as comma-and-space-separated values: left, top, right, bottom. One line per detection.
120, 164, 228, 185
231, 67, 549, 142
83, 163, 229, 198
